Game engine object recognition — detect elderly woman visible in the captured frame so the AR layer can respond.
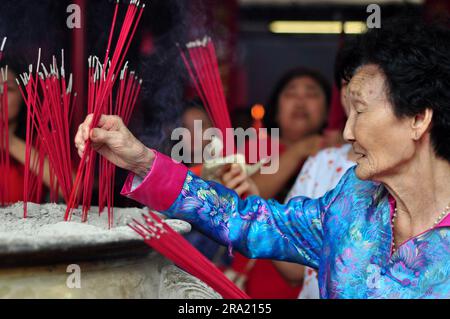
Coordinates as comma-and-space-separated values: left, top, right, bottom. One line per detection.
75, 17, 450, 298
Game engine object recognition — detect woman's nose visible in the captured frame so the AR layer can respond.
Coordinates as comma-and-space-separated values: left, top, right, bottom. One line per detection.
293, 97, 307, 109
343, 116, 355, 143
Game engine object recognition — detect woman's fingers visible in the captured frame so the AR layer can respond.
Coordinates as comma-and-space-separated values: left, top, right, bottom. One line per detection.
75, 119, 91, 156
77, 147, 84, 159
97, 114, 124, 131
75, 114, 125, 157
90, 128, 123, 149
73, 114, 153, 176
222, 164, 249, 190
81, 114, 94, 141
225, 172, 247, 190
234, 181, 250, 197
75, 127, 84, 148
222, 164, 243, 183
215, 163, 232, 179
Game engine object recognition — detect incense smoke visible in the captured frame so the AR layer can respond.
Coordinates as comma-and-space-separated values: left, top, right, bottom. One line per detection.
132, 0, 212, 155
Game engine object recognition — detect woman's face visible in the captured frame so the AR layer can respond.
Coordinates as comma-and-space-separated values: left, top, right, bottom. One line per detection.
343, 64, 415, 181
5, 70, 23, 123
276, 76, 328, 142
182, 107, 212, 159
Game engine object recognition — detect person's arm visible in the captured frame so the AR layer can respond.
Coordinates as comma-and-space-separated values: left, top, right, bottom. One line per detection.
218, 162, 305, 283
271, 154, 320, 284
218, 163, 259, 197
74, 114, 350, 267
252, 135, 324, 199
121, 150, 354, 267
272, 261, 305, 285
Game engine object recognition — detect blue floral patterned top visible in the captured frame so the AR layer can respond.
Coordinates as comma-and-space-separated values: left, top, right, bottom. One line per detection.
122, 152, 450, 299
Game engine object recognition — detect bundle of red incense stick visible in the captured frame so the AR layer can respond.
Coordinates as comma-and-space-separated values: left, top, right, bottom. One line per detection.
17, 50, 77, 216
0, 36, 9, 206
95, 60, 142, 228
65, 0, 145, 227
129, 212, 250, 299
179, 37, 232, 137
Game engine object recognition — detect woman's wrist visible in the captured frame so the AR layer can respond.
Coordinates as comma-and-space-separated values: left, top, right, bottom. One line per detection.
132, 146, 155, 178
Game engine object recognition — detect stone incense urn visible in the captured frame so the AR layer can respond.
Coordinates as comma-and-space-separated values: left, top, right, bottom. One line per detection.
0, 203, 221, 299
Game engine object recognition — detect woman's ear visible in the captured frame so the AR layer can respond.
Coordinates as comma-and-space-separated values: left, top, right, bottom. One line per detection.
411, 108, 433, 140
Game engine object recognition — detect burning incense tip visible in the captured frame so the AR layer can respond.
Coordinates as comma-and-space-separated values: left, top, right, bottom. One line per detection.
67, 74, 73, 93
1, 67, 7, 81
0, 37, 7, 52
186, 36, 211, 49
41, 64, 49, 77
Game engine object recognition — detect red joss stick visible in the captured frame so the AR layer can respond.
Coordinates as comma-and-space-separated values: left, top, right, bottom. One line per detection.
129, 212, 250, 299
0, 63, 9, 207
65, 0, 145, 226
179, 37, 233, 156
17, 50, 76, 216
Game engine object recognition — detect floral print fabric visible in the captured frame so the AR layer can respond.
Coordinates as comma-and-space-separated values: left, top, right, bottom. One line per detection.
160, 166, 449, 298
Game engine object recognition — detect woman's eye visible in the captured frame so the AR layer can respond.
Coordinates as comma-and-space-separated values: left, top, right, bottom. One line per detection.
306, 92, 320, 99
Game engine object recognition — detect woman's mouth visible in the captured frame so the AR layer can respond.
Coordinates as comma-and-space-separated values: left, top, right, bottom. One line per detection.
355, 153, 366, 162
353, 148, 366, 161
292, 110, 308, 120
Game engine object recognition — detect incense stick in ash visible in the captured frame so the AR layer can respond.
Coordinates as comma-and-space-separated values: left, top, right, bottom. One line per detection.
65, 0, 145, 228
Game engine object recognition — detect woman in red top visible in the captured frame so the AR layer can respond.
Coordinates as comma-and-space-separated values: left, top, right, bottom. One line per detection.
1, 53, 53, 203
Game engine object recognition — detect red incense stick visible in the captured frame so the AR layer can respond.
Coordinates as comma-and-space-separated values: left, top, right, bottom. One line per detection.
0, 62, 9, 206
65, 0, 145, 226
129, 212, 250, 299
179, 37, 233, 154
17, 50, 76, 216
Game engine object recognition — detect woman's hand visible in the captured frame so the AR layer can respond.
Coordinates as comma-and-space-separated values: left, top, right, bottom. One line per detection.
217, 163, 260, 197
75, 114, 154, 178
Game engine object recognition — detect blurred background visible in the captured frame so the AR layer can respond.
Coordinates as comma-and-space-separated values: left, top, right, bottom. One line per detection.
0, 0, 448, 141
0, 0, 448, 205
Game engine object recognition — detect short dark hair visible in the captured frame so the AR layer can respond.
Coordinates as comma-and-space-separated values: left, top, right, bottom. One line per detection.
340, 15, 450, 162
334, 41, 354, 90
264, 67, 331, 132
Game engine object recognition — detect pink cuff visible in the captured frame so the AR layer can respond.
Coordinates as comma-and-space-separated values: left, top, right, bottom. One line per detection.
120, 150, 188, 211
